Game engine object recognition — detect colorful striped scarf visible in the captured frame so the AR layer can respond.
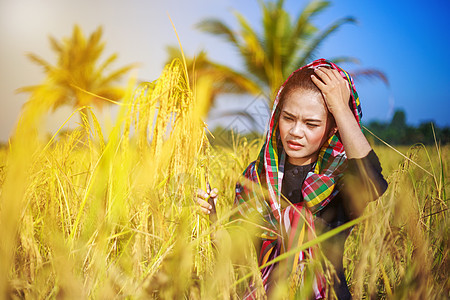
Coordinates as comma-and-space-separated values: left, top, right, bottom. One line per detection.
234, 58, 362, 298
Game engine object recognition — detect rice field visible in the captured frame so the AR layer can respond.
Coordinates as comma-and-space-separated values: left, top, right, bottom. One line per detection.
0, 60, 448, 299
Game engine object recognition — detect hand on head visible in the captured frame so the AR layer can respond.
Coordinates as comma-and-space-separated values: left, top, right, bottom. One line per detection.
311, 68, 351, 116
311, 66, 372, 158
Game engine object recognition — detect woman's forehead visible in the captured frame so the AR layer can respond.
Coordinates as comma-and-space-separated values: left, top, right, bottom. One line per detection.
281, 89, 328, 117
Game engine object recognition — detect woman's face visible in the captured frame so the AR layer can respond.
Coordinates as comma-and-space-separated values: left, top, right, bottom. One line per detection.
278, 89, 335, 166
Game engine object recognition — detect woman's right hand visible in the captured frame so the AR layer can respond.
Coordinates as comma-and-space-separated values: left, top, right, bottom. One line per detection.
196, 187, 218, 215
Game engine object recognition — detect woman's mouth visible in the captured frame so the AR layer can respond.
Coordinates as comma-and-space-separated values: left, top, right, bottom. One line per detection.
287, 140, 304, 150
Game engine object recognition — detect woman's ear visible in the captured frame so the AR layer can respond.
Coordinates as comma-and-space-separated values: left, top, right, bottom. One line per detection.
326, 113, 337, 138
328, 126, 338, 138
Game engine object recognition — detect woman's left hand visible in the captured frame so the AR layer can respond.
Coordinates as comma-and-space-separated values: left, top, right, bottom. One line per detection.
311, 67, 351, 116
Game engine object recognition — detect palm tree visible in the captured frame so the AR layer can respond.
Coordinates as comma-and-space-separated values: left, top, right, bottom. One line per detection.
195, 0, 387, 107
18, 25, 136, 114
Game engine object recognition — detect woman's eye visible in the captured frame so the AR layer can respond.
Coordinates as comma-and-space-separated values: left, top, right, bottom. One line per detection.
307, 123, 319, 127
283, 116, 293, 121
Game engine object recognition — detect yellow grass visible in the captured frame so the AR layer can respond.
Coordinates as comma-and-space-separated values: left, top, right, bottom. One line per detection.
0, 59, 448, 299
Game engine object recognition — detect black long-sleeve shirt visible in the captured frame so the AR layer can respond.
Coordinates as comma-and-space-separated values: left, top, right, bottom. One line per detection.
281, 149, 388, 227
280, 150, 388, 299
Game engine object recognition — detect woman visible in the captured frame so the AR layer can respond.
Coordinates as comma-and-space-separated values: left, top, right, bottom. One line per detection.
197, 59, 388, 299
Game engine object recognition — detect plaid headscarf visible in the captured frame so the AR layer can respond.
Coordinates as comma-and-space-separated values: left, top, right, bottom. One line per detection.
234, 58, 362, 298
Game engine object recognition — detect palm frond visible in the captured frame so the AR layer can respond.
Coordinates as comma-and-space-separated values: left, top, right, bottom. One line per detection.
292, 0, 329, 40
286, 0, 329, 62
26, 53, 53, 73
99, 64, 138, 86
72, 24, 86, 51
207, 64, 263, 96
88, 26, 103, 47
196, 19, 239, 46
329, 56, 361, 65
295, 16, 357, 68
97, 53, 118, 76
350, 69, 389, 87
48, 35, 63, 53
16, 85, 41, 94
85, 27, 104, 63
234, 12, 267, 81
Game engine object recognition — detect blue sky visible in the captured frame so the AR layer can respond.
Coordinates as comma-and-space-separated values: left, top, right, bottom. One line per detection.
1, 0, 449, 142
309, 0, 450, 126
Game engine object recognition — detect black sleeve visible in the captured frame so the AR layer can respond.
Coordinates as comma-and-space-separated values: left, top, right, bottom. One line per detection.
340, 149, 388, 219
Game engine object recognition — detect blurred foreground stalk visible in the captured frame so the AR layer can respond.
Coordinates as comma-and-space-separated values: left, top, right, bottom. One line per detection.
0, 85, 52, 297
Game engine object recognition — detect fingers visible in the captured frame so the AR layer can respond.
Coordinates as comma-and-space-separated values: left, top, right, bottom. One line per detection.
313, 68, 342, 84
310, 73, 326, 90
206, 181, 211, 194
329, 68, 342, 81
197, 189, 210, 199
317, 68, 337, 83
312, 68, 350, 92
196, 188, 218, 214
311, 67, 352, 116
211, 189, 218, 206
197, 187, 218, 199
197, 197, 213, 214
210, 188, 218, 204
313, 67, 333, 83
311, 68, 334, 94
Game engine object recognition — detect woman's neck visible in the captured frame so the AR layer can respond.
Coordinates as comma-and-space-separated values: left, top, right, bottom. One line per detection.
285, 159, 315, 169
287, 156, 317, 166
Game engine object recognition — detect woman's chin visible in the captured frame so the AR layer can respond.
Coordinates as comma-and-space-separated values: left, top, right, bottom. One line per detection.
285, 149, 317, 165
286, 151, 306, 162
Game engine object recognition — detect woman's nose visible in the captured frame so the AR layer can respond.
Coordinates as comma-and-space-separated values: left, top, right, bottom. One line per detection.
289, 123, 304, 138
